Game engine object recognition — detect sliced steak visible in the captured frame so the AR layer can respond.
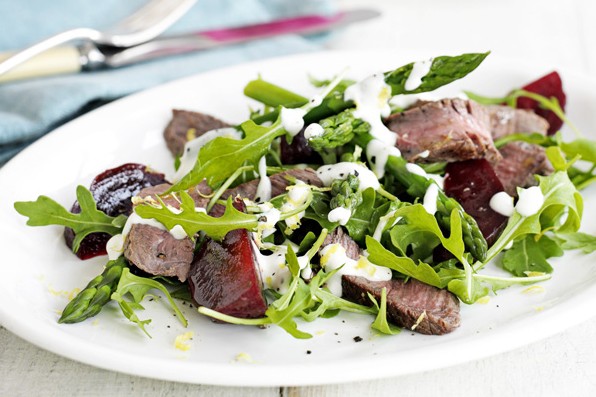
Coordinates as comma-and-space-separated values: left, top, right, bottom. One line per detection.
124, 182, 212, 282
341, 276, 460, 335
493, 142, 553, 196
385, 98, 500, 163
322, 226, 460, 335
488, 105, 549, 140
321, 227, 360, 260
210, 168, 323, 217
164, 109, 231, 157
133, 182, 212, 209
124, 224, 194, 282
188, 200, 267, 318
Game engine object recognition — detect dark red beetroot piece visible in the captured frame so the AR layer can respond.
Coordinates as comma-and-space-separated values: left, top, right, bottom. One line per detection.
188, 199, 267, 319
64, 163, 167, 259
516, 71, 566, 135
443, 159, 508, 247
280, 130, 322, 165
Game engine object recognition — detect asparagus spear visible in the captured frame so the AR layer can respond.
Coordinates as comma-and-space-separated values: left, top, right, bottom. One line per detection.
329, 174, 363, 214
58, 256, 127, 323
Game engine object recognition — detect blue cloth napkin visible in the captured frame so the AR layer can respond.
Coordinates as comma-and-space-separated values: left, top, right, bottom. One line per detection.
0, 0, 335, 165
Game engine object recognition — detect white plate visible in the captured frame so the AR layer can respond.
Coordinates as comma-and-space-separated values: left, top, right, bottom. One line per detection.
0, 51, 595, 386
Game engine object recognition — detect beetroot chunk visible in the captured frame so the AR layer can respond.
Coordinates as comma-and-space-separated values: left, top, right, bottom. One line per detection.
517, 71, 566, 135
280, 129, 322, 165
443, 159, 508, 247
64, 163, 167, 259
188, 200, 267, 319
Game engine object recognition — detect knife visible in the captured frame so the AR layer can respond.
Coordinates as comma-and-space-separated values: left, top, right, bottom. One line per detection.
0, 9, 379, 83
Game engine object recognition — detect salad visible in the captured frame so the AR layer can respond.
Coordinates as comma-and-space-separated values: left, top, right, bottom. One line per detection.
14, 52, 596, 339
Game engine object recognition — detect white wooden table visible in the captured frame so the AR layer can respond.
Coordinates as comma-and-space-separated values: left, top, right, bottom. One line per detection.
2, 0, 595, 395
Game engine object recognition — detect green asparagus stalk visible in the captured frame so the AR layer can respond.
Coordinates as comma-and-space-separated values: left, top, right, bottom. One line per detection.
245, 52, 490, 125
58, 256, 127, 323
329, 174, 363, 214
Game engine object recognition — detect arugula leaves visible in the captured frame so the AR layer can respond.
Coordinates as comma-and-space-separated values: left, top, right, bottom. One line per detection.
551, 232, 596, 254
14, 185, 126, 252
135, 192, 259, 241
111, 268, 188, 337
170, 120, 286, 192
502, 235, 563, 277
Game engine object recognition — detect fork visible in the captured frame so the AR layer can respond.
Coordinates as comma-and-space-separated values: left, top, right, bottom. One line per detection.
0, 0, 196, 77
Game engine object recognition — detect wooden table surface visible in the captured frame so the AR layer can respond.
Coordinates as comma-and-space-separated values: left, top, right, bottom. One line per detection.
2, 0, 595, 395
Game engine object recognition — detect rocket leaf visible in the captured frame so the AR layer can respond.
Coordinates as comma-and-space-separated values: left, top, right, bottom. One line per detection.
14, 185, 125, 252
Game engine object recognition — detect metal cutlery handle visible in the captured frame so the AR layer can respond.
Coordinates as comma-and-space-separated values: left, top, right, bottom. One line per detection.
0, 28, 100, 77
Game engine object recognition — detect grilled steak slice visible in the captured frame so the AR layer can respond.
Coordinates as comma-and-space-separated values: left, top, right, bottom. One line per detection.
385, 98, 500, 163
188, 200, 267, 318
164, 109, 231, 157
493, 142, 553, 196
322, 227, 360, 260
342, 276, 460, 335
488, 105, 549, 140
124, 182, 211, 282
124, 224, 194, 281
210, 168, 323, 217
321, 226, 460, 335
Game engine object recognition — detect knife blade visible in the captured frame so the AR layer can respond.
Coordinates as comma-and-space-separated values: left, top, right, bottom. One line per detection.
0, 9, 379, 83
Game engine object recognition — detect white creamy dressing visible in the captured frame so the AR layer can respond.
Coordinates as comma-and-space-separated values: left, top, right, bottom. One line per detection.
281, 180, 310, 233
316, 162, 380, 190
256, 202, 281, 239
280, 107, 306, 136
252, 241, 292, 293
423, 183, 439, 215
372, 210, 401, 241
366, 138, 402, 178
327, 207, 352, 226
309, 94, 323, 107
319, 244, 392, 296
251, 239, 312, 293
489, 191, 515, 217
344, 73, 396, 145
254, 156, 271, 203
303, 123, 324, 140
406, 163, 427, 178
173, 127, 241, 182
106, 212, 187, 260
405, 58, 434, 91
515, 186, 545, 217
418, 150, 430, 158
405, 163, 444, 189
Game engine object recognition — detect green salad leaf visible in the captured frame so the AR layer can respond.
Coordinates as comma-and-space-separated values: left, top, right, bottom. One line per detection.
502, 235, 563, 277
481, 171, 583, 268
551, 232, 596, 254
369, 288, 401, 335
111, 268, 188, 337
14, 185, 125, 252
135, 193, 259, 241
